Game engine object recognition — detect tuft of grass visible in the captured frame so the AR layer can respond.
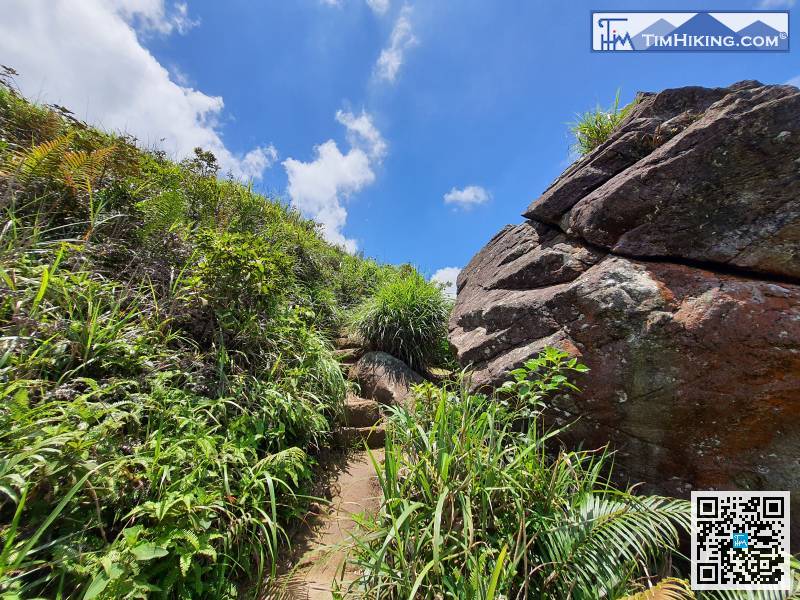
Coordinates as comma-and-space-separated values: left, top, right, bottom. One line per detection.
571, 90, 634, 156
350, 269, 452, 371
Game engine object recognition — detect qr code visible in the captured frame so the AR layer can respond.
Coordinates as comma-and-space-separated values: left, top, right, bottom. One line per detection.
691, 491, 790, 591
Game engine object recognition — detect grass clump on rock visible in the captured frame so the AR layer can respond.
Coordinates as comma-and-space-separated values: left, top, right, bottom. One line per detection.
571, 90, 634, 155
350, 268, 452, 371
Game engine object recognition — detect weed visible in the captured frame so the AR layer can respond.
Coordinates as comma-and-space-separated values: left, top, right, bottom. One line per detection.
350, 350, 690, 599
571, 90, 634, 155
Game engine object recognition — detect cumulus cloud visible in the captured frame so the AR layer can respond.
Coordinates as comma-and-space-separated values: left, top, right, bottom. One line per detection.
786, 75, 800, 88
443, 185, 491, 209
0, 0, 276, 181
431, 267, 461, 298
239, 145, 280, 178
283, 111, 386, 252
335, 110, 388, 159
375, 6, 417, 83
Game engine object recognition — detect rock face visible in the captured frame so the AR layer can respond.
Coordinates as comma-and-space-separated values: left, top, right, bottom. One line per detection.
350, 351, 424, 406
524, 81, 800, 278
450, 81, 800, 545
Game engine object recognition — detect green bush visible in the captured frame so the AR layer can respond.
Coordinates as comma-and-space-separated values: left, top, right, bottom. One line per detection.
571, 90, 634, 156
196, 229, 294, 317
350, 269, 451, 371
350, 348, 690, 598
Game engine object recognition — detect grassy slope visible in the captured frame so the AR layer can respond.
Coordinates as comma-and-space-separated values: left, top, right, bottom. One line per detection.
0, 79, 399, 599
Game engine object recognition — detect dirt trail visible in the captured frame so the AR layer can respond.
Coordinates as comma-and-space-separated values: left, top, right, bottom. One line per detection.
267, 449, 383, 599
266, 334, 387, 599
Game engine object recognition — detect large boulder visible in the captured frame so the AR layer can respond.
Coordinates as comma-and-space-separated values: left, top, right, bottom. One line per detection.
524, 81, 800, 278
450, 81, 800, 546
350, 351, 424, 406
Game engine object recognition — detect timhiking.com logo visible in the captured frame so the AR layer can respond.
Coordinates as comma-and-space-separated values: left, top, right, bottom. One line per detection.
592, 12, 789, 52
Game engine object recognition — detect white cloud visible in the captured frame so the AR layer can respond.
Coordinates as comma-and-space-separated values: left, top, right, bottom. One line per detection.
0, 0, 275, 181
786, 75, 800, 88
335, 110, 388, 160
431, 267, 461, 298
239, 145, 279, 178
366, 0, 390, 15
443, 185, 491, 209
111, 0, 198, 35
322, 0, 389, 13
283, 112, 386, 252
375, 6, 417, 83
169, 63, 191, 86
757, 0, 795, 7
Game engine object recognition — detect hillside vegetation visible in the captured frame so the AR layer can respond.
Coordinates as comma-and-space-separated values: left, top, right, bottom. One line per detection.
0, 74, 450, 598
3, 75, 796, 600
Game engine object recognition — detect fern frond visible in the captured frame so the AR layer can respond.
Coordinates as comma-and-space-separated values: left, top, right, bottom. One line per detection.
9, 133, 74, 182
623, 578, 695, 600
60, 145, 115, 194
539, 493, 690, 595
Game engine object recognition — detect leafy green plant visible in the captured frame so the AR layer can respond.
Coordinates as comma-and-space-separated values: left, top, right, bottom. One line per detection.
571, 90, 634, 155
350, 269, 451, 371
195, 229, 294, 318
350, 350, 690, 599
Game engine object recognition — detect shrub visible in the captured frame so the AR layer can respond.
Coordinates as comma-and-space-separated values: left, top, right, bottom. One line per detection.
350, 349, 691, 598
350, 269, 451, 371
571, 90, 634, 155
195, 229, 294, 318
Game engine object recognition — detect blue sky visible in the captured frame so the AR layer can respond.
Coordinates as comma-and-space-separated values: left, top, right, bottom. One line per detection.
2, 0, 798, 292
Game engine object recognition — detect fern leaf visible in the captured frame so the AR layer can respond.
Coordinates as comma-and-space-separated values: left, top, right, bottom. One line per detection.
622, 578, 695, 600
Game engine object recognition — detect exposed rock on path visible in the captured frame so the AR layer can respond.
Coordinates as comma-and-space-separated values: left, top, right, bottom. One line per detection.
349, 351, 424, 406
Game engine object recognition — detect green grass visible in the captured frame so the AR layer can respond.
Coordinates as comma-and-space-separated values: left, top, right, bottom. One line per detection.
350, 268, 452, 372
570, 90, 634, 156
351, 349, 689, 599
0, 79, 397, 598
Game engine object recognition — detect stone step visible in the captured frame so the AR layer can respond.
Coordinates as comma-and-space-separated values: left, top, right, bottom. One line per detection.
334, 425, 386, 449
343, 395, 382, 427
334, 348, 362, 363
334, 334, 362, 350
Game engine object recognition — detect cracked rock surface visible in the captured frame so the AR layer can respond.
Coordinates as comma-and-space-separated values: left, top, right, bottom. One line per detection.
449, 81, 800, 548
